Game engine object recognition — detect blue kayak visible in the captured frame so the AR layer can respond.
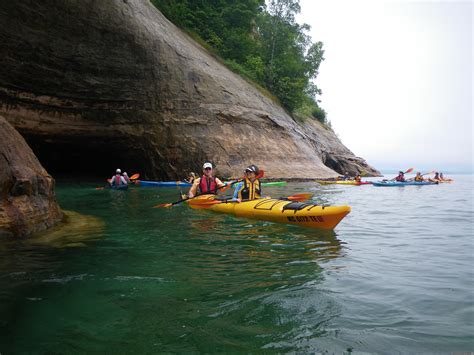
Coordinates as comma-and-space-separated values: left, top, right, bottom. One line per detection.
137, 180, 192, 187
372, 181, 439, 187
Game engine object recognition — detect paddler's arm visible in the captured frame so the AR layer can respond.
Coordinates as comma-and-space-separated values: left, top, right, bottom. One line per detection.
232, 182, 244, 202
215, 177, 225, 190
188, 177, 200, 198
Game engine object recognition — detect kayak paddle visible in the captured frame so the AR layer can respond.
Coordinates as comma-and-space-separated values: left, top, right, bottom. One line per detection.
153, 170, 265, 208
187, 199, 222, 208
287, 193, 313, 201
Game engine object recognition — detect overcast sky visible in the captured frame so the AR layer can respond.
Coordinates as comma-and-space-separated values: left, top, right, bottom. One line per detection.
298, 0, 472, 173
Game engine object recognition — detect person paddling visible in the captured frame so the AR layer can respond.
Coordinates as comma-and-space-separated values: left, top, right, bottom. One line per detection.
439, 172, 451, 181
110, 168, 128, 187
413, 172, 424, 182
395, 171, 406, 182
188, 162, 225, 198
185, 172, 196, 184
232, 165, 262, 202
122, 172, 131, 184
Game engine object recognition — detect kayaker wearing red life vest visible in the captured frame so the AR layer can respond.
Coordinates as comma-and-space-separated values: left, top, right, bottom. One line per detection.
395, 171, 406, 182
188, 162, 225, 198
110, 168, 128, 187
233, 165, 262, 202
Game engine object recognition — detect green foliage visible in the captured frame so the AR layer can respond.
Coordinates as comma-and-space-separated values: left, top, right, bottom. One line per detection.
294, 95, 329, 127
311, 105, 327, 123
151, 0, 326, 116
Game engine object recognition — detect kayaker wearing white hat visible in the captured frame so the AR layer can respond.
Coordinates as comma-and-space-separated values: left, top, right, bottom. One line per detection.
110, 168, 128, 187
188, 162, 224, 198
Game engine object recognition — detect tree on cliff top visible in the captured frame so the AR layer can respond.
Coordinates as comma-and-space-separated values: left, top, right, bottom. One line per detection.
151, 0, 326, 123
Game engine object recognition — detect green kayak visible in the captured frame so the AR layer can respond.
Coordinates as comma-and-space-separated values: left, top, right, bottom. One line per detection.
261, 181, 287, 186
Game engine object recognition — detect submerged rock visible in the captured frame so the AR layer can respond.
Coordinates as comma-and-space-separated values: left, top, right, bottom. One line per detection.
30, 210, 104, 248
0, 1, 379, 179
0, 116, 63, 237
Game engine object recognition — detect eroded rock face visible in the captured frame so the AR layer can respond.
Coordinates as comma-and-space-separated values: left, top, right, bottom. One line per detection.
0, 116, 63, 237
0, 0, 379, 179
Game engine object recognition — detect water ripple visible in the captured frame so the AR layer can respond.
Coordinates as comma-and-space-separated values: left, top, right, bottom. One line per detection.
0, 176, 472, 353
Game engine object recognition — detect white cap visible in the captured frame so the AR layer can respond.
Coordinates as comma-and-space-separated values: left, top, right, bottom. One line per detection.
123, 172, 128, 176
203, 162, 213, 169
116, 169, 121, 173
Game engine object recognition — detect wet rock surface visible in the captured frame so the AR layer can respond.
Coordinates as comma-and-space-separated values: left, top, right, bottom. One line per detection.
0, 0, 379, 179
0, 116, 63, 237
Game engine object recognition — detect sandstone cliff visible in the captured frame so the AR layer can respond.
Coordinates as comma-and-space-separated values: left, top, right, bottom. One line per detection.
0, 0, 379, 179
0, 116, 63, 237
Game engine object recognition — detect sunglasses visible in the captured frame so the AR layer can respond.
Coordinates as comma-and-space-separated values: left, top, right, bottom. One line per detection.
204, 167, 212, 171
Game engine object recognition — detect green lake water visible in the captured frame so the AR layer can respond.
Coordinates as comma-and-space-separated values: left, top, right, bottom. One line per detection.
1, 176, 473, 353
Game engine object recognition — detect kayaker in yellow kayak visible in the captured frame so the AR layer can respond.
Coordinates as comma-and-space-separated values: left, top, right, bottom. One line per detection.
354, 174, 362, 183
232, 165, 262, 202
188, 162, 225, 198
439, 172, 453, 181
438, 172, 454, 182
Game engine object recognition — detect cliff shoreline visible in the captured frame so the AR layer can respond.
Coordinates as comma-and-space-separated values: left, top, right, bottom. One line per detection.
0, 0, 379, 181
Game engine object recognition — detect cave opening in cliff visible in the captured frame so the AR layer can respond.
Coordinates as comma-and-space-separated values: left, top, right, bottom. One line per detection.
322, 155, 345, 175
23, 135, 146, 181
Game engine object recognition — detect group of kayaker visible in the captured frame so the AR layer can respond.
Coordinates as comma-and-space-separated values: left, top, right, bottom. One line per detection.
395, 171, 450, 182
415, 172, 449, 182
107, 166, 451, 191
337, 172, 362, 182
187, 162, 261, 202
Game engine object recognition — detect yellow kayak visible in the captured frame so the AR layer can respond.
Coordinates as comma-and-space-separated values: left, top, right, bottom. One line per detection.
188, 195, 351, 230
